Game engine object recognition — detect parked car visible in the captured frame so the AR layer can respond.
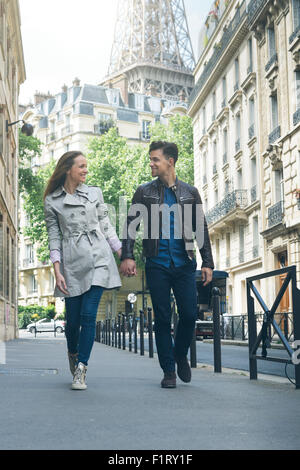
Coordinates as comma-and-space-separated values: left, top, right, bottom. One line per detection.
195, 319, 214, 340
27, 318, 65, 334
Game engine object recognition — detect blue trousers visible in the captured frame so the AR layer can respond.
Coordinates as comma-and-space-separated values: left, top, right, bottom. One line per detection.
145, 260, 198, 373
65, 286, 104, 366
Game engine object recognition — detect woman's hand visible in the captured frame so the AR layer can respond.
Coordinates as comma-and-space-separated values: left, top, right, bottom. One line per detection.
55, 272, 69, 295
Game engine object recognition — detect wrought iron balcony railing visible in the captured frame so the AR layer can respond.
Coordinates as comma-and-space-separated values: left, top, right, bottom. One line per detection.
265, 53, 278, 73
268, 201, 284, 228
205, 189, 248, 225
268, 125, 281, 144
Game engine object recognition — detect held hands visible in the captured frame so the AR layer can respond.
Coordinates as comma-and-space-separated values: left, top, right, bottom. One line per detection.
119, 259, 137, 277
201, 267, 213, 286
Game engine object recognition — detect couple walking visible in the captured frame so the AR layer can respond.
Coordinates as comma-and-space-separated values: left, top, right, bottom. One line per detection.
44, 142, 214, 390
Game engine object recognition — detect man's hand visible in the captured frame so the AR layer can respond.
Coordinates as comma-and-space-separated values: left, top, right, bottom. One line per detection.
119, 259, 137, 277
201, 267, 213, 286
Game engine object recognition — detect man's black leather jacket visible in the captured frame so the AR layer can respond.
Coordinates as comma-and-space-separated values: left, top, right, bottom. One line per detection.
121, 178, 214, 269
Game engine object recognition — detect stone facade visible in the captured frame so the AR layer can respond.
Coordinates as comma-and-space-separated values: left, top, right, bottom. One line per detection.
189, 0, 300, 316
0, 0, 26, 340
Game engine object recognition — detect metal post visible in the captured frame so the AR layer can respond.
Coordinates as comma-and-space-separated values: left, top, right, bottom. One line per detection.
148, 307, 154, 358
122, 314, 126, 350
140, 309, 144, 356
128, 315, 132, 352
212, 287, 222, 373
118, 314, 121, 349
133, 313, 138, 353
108, 319, 111, 346
247, 282, 257, 380
190, 327, 197, 368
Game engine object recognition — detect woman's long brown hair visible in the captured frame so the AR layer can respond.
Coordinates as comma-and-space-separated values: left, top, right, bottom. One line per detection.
43, 151, 84, 200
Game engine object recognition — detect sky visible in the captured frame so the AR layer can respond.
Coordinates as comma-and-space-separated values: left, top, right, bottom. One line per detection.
19, 0, 214, 105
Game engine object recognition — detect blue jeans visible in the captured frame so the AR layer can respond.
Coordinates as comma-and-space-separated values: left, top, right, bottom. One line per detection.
65, 286, 104, 366
145, 259, 198, 373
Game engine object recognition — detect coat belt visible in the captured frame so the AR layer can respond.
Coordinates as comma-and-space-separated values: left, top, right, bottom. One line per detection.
63, 229, 99, 246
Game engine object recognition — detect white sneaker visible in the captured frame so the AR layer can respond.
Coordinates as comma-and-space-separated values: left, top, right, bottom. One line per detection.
71, 362, 87, 390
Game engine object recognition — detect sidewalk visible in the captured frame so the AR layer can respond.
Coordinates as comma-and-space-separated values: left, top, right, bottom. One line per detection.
0, 333, 300, 450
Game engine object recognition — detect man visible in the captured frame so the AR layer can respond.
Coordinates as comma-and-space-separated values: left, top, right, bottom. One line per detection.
120, 141, 214, 388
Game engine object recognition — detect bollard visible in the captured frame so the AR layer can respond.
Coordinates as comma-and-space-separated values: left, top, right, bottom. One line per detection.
128, 315, 132, 352
212, 287, 222, 373
148, 307, 154, 358
118, 314, 121, 349
108, 319, 111, 346
122, 314, 126, 350
190, 328, 197, 368
133, 313, 138, 353
140, 309, 145, 356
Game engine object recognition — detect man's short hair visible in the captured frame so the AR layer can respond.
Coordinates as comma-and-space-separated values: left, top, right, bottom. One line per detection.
149, 141, 178, 165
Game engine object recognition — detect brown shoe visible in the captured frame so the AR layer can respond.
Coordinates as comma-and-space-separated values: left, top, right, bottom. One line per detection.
161, 371, 177, 388
175, 355, 191, 383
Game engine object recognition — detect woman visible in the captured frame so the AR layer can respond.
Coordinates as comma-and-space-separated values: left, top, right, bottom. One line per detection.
44, 151, 122, 390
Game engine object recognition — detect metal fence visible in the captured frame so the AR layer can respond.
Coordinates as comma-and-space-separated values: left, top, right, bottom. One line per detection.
221, 312, 294, 343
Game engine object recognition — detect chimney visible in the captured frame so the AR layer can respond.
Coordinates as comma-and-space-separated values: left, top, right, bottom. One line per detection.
73, 77, 80, 87
34, 91, 54, 105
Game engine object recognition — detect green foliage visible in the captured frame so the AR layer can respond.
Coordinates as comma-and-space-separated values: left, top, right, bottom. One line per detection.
18, 304, 57, 328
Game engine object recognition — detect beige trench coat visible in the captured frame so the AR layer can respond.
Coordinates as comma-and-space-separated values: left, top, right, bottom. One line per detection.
44, 184, 121, 297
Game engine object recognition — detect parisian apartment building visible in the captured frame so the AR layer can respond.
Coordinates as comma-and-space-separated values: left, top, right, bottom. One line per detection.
188, 0, 300, 316
0, 0, 26, 340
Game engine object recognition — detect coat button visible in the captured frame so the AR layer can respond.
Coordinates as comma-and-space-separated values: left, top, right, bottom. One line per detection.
81, 211, 86, 216
70, 213, 75, 218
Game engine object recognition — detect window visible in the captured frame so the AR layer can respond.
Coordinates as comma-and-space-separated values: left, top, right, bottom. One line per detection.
248, 38, 253, 72
237, 169, 243, 190
30, 275, 37, 294
212, 91, 216, 120
249, 97, 255, 128
239, 225, 245, 263
214, 189, 218, 205
271, 92, 279, 130
223, 128, 228, 162
0, 111, 4, 156
142, 120, 151, 140
213, 140, 217, 172
292, 0, 300, 30
268, 25, 276, 59
253, 216, 259, 257
274, 169, 284, 203
202, 107, 206, 133
234, 58, 239, 89
296, 71, 300, 110
236, 113, 241, 150
25, 244, 34, 265
202, 152, 207, 183
222, 76, 227, 104
6, 227, 10, 299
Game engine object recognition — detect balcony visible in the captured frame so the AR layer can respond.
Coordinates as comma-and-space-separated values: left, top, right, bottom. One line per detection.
265, 53, 278, 73
61, 125, 73, 137
269, 126, 281, 144
268, 201, 284, 228
206, 189, 248, 226
23, 258, 35, 268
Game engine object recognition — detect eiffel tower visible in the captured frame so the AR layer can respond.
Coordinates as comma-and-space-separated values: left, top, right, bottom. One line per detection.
101, 0, 195, 101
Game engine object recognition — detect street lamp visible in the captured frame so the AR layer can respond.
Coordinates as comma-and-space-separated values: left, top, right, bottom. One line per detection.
6, 119, 34, 136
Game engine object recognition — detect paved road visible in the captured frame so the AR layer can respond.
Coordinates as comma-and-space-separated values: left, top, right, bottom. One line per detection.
1, 333, 300, 450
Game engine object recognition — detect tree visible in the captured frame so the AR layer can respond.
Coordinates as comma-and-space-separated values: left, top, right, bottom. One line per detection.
19, 130, 55, 261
